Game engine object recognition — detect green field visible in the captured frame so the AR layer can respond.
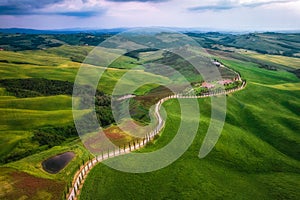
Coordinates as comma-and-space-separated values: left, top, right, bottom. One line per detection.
0, 33, 299, 200
0, 86, 92, 199
79, 57, 300, 199
0, 45, 179, 199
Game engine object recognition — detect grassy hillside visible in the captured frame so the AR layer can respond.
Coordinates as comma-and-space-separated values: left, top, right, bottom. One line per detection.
80, 57, 300, 200
0, 44, 177, 199
0, 33, 299, 200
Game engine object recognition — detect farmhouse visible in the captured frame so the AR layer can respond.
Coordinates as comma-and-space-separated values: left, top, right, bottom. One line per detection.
202, 82, 215, 89
217, 79, 233, 85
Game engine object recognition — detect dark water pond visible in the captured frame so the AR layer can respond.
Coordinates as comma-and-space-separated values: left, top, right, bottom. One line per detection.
42, 152, 75, 174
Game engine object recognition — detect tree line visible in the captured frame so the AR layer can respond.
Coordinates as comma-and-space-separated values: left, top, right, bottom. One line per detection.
0, 78, 115, 164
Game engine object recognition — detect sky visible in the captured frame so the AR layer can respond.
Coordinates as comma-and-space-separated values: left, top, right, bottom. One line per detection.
0, 0, 299, 31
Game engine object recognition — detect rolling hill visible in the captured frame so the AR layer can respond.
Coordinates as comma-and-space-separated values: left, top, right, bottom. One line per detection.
0, 31, 299, 200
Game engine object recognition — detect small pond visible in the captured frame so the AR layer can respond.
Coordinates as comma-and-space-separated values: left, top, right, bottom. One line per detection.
42, 152, 75, 174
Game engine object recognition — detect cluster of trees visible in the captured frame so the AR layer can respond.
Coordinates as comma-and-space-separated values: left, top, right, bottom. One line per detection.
73, 84, 114, 127
259, 64, 277, 71
124, 48, 159, 60
224, 81, 243, 90
32, 125, 78, 148
0, 78, 74, 97
193, 87, 209, 96
293, 69, 300, 78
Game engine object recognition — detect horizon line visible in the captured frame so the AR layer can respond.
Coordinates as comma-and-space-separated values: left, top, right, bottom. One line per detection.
0, 26, 300, 34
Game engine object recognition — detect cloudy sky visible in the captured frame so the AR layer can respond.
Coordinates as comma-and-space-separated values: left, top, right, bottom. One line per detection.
0, 0, 299, 31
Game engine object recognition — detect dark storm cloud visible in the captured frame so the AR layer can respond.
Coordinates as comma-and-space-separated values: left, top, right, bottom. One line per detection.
58, 11, 102, 17
189, 5, 235, 11
0, 0, 103, 17
107, 0, 168, 2
189, 0, 298, 12
0, 0, 64, 15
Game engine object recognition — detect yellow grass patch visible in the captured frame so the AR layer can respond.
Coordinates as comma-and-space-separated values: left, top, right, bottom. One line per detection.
244, 53, 300, 69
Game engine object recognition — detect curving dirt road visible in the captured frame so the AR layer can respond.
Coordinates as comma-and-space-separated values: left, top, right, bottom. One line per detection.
66, 80, 246, 200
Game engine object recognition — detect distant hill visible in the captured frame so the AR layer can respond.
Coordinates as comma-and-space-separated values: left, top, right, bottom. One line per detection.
0, 29, 299, 58
0, 28, 128, 34
218, 32, 300, 56
0, 33, 113, 51
188, 32, 300, 57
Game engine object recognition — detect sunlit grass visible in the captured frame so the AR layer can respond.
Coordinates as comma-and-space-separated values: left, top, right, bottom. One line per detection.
80, 58, 300, 200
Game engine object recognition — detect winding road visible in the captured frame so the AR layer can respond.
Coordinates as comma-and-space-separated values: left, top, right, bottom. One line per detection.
66, 80, 246, 200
